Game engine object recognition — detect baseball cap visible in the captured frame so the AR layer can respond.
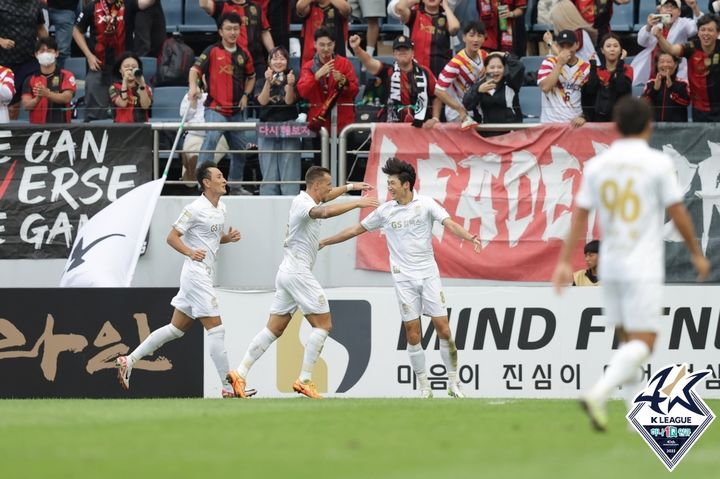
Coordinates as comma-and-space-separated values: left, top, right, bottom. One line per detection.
393, 36, 414, 50
584, 240, 599, 254
660, 0, 681, 8
556, 30, 578, 45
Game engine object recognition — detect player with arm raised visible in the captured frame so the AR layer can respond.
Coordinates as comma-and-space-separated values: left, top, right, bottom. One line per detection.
320, 157, 482, 398
226, 167, 379, 398
552, 96, 710, 431
115, 164, 245, 398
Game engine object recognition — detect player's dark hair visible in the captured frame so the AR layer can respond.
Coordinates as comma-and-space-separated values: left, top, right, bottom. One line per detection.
613, 96, 652, 136
196, 163, 216, 191
305, 166, 331, 185
463, 21, 486, 36
382, 157, 416, 191
314, 27, 334, 42
35, 37, 58, 52
218, 11, 242, 29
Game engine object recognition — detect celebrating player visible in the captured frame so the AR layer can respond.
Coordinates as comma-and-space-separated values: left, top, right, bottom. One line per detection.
320, 158, 482, 398
226, 167, 379, 399
115, 164, 244, 397
552, 96, 710, 431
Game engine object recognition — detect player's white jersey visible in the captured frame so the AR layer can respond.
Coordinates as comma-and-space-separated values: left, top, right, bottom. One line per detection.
575, 138, 683, 281
361, 192, 450, 281
172, 194, 226, 274
278, 191, 321, 274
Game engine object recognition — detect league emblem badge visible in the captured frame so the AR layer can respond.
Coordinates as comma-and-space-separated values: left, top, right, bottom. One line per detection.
627, 363, 715, 471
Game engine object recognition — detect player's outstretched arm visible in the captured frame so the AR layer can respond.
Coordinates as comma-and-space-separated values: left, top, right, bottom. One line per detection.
324, 182, 374, 203
320, 224, 368, 249
442, 218, 481, 251
220, 226, 241, 244
167, 228, 206, 261
667, 203, 710, 281
551, 207, 589, 294
310, 195, 380, 220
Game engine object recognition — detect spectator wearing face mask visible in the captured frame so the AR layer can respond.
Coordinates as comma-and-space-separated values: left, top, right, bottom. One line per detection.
21, 37, 77, 123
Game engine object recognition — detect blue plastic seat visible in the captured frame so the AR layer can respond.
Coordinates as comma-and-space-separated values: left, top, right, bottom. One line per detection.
151, 86, 188, 121
180, 0, 217, 33
64, 57, 87, 81
610, 1, 634, 33
140, 56, 157, 85
519, 85, 542, 122
634, 0, 659, 31
164, 0, 182, 32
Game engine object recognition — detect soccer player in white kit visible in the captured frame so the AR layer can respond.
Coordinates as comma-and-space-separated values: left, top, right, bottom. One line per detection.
552, 97, 710, 431
115, 164, 244, 397
226, 166, 379, 398
320, 158, 482, 398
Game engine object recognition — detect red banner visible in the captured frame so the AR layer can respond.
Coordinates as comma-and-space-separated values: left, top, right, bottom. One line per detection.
358, 123, 620, 281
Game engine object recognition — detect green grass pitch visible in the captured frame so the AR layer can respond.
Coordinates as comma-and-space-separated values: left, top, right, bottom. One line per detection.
1, 398, 718, 478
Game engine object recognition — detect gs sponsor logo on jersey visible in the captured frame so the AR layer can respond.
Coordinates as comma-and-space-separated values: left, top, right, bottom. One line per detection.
390, 217, 423, 229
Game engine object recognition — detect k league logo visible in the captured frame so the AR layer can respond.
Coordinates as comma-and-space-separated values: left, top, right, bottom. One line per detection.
627, 363, 715, 471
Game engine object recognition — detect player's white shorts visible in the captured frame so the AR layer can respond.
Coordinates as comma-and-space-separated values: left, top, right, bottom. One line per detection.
171, 262, 220, 319
394, 276, 447, 322
269, 269, 330, 316
602, 280, 662, 333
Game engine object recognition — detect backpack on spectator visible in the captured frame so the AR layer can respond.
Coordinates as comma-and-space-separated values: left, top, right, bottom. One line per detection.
156, 36, 195, 86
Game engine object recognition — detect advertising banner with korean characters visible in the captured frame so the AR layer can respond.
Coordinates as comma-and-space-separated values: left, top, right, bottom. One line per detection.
360, 123, 720, 282
210, 286, 720, 399
0, 289, 203, 398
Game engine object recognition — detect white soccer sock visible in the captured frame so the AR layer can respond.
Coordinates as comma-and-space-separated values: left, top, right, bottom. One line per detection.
206, 325, 231, 388
620, 365, 645, 412
299, 328, 329, 383
407, 342, 428, 384
237, 327, 277, 379
589, 340, 650, 402
127, 324, 184, 367
439, 338, 459, 381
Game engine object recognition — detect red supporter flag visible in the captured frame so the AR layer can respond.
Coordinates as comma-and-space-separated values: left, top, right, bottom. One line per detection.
358, 123, 619, 281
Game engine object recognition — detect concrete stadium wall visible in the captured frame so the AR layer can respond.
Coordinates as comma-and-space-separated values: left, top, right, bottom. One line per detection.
1, 196, 489, 288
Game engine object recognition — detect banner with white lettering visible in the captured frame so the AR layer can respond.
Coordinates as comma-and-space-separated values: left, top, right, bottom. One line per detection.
359, 123, 720, 282
212, 286, 720, 399
0, 125, 152, 259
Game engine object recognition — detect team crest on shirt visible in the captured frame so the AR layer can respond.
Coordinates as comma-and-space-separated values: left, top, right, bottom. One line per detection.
318, 294, 327, 306
327, 9, 335, 18
211, 296, 219, 308
414, 205, 421, 215
438, 17, 446, 27
249, 5, 257, 15
237, 55, 245, 65
52, 76, 60, 86
440, 291, 446, 304
401, 303, 410, 314
627, 363, 715, 471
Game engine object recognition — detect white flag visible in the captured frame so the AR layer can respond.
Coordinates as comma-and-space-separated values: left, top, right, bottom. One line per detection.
60, 178, 165, 287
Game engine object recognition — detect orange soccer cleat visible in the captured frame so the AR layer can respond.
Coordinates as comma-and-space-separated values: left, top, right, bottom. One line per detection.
292, 380, 323, 399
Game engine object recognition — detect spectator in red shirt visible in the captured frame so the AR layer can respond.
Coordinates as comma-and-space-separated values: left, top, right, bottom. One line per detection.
200, 0, 275, 76
297, 0, 351, 67
349, 33, 441, 128
109, 51, 153, 122
476, 0, 527, 55
73, 0, 130, 121
572, 0, 632, 43
189, 12, 256, 194
396, 0, 460, 78
297, 27, 358, 134
21, 37, 77, 124
654, 14, 720, 121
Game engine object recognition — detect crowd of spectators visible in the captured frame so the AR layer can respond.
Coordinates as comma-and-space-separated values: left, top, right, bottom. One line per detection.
1, 0, 720, 194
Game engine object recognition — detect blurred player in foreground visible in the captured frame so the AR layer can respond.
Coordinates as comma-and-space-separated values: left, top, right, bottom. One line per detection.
552, 96, 710, 431
320, 158, 482, 398
116, 164, 245, 397
226, 167, 379, 398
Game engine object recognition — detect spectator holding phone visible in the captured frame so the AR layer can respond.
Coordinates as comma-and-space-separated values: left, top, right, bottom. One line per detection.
109, 51, 153, 122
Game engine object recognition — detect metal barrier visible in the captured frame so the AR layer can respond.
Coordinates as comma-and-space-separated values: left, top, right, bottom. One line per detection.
151, 122, 329, 187
337, 122, 543, 185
